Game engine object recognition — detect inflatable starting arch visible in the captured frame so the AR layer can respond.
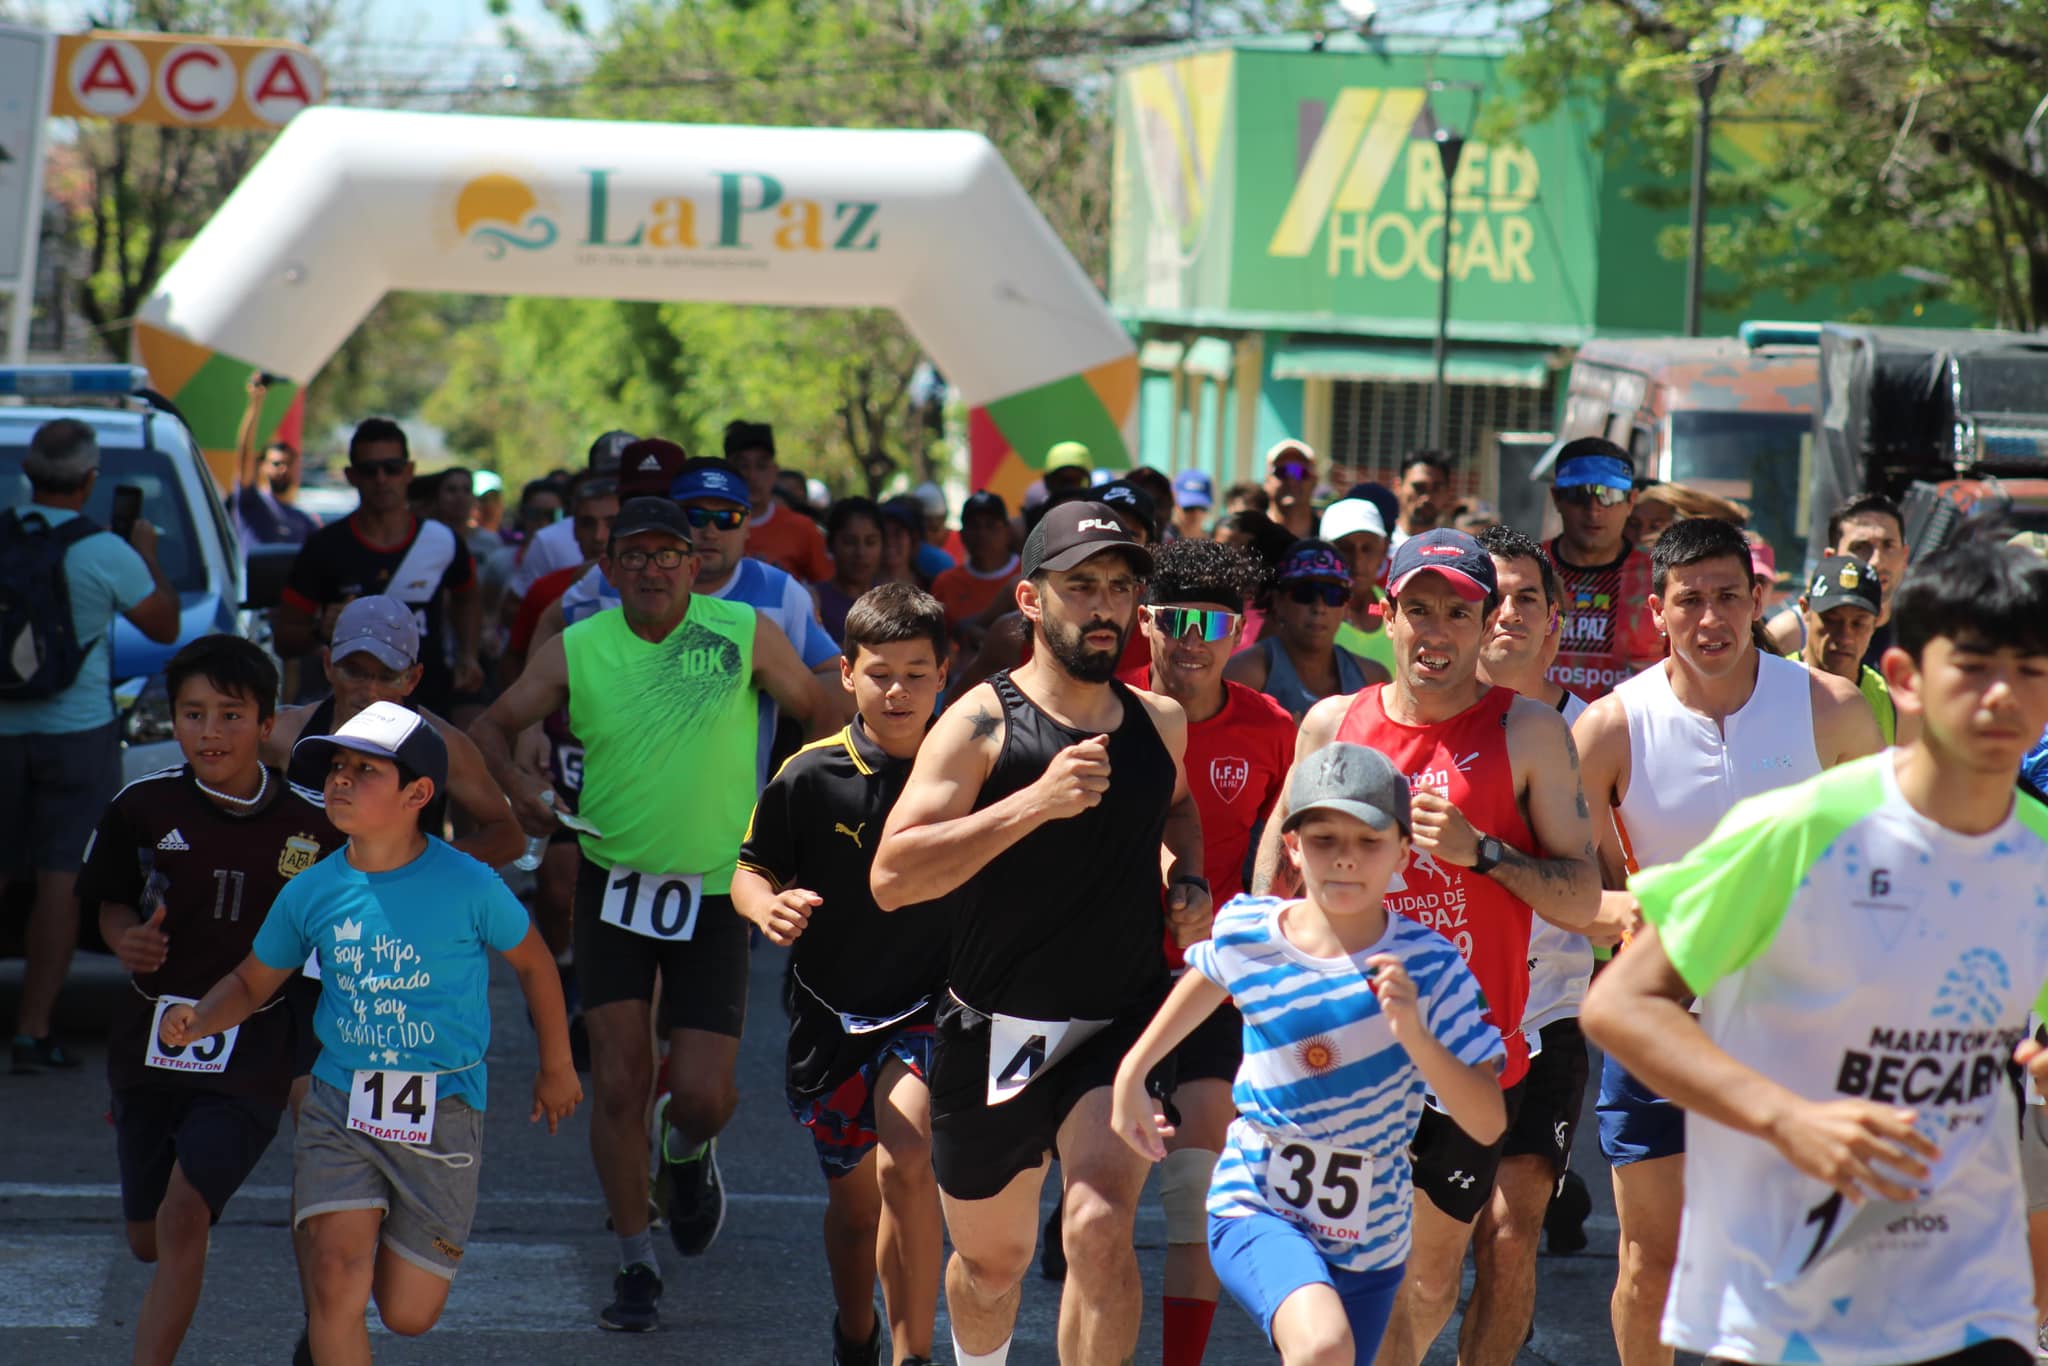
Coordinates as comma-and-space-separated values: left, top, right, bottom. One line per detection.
135, 107, 1137, 504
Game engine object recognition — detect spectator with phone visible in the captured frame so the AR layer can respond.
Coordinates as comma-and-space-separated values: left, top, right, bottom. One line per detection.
232, 374, 318, 546
0, 418, 181, 1072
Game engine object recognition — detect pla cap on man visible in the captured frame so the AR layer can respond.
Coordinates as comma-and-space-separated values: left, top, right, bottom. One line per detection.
288, 698, 451, 796
1804, 554, 1882, 617
329, 596, 419, 671
1387, 528, 1498, 601
1021, 499, 1154, 578
1280, 741, 1412, 837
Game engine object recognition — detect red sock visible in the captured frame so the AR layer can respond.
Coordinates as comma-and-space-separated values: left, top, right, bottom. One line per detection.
1162, 1296, 1218, 1366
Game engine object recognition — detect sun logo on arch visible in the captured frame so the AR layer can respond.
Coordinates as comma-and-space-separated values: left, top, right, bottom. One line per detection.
1296, 1036, 1340, 1074
454, 173, 557, 259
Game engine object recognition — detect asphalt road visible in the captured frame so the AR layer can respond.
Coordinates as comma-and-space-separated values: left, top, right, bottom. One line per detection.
0, 939, 1639, 1365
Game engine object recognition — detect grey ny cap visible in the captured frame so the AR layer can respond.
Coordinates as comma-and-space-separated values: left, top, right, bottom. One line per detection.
1281, 742, 1411, 838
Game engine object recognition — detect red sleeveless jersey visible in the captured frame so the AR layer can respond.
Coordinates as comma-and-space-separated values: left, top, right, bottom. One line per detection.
1335, 683, 1534, 1088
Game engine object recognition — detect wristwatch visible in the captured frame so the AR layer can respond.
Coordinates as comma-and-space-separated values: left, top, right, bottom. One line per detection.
1471, 835, 1504, 876
1172, 874, 1211, 896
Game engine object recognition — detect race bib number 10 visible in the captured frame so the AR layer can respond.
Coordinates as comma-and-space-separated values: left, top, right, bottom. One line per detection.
599, 866, 703, 941
348, 1069, 438, 1144
146, 995, 238, 1074
1264, 1134, 1374, 1243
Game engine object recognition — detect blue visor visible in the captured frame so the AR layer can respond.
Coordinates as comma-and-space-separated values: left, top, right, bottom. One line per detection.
1553, 453, 1634, 493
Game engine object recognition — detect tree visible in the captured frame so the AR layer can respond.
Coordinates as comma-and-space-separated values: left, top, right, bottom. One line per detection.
1505, 0, 2048, 329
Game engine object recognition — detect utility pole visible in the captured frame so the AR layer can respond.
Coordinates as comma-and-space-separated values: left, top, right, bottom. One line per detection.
1430, 127, 1465, 451
1683, 62, 1722, 338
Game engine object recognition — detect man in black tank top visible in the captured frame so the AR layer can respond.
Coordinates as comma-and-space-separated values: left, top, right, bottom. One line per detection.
874, 500, 1210, 1366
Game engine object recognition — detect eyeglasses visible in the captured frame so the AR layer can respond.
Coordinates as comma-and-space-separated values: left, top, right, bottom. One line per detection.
1149, 606, 1240, 642
349, 457, 408, 480
614, 547, 690, 571
681, 505, 747, 531
1272, 460, 1313, 482
1557, 485, 1631, 508
1284, 582, 1349, 608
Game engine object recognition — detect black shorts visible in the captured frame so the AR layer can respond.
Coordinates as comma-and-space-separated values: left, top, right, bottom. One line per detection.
1171, 997, 1243, 1087
1499, 1019, 1588, 1179
112, 1085, 282, 1223
573, 856, 748, 1038
286, 973, 323, 1079
1410, 1077, 1527, 1223
929, 993, 1172, 1202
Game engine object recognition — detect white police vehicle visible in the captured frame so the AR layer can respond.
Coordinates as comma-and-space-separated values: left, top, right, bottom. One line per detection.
0, 365, 255, 783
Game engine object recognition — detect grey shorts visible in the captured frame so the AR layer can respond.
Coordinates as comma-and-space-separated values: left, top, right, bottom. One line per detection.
2022, 1105, 2048, 1213
293, 1076, 485, 1280
0, 722, 120, 876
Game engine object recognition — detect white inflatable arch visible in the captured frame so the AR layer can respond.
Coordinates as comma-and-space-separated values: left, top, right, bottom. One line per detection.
136, 107, 1136, 501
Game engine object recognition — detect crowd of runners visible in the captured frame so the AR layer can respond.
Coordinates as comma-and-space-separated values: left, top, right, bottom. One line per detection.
20, 411, 2048, 1366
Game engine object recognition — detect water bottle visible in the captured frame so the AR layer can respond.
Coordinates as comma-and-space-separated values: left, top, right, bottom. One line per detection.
512, 790, 560, 871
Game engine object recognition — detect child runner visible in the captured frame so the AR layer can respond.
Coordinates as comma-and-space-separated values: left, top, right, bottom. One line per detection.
733, 583, 951, 1366
159, 700, 581, 1365
1584, 540, 2048, 1366
79, 635, 341, 1366
1110, 742, 1508, 1365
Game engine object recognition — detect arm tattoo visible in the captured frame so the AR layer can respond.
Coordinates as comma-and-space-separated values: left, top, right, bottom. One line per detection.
969, 707, 1000, 741
1575, 787, 1591, 820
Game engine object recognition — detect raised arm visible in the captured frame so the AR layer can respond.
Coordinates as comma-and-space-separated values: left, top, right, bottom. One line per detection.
1250, 693, 1348, 895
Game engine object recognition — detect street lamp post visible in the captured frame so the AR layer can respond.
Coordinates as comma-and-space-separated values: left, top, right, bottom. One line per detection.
1683, 62, 1722, 338
1430, 126, 1466, 452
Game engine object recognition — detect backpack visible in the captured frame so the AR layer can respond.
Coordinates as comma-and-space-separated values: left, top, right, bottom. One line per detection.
0, 508, 105, 701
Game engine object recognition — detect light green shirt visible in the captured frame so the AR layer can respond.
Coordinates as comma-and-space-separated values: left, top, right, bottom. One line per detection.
1334, 587, 1395, 677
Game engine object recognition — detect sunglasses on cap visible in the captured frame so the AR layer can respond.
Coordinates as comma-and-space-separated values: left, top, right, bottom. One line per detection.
1285, 582, 1349, 608
349, 457, 408, 480
1272, 460, 1313, 482
1148, 606, 1240, 643
1557, 485, 1630, 508
681, 505, 747, 530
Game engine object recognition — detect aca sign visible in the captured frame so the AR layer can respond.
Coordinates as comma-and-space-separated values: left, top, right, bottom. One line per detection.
50, 31, 323, 130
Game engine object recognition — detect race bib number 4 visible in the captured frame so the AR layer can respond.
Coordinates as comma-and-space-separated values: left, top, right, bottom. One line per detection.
146, 995, 239, 1074
348, 1069, 438, 1144
599, 866, 702, 941
985, 1011, 1107, 1106
1264, 1134, 1374, 1243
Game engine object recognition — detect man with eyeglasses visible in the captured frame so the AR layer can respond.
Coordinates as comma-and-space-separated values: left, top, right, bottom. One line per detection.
1543, 438, 1664, 702
1224, 540, 1387, 722
274, 419, 483, 716
473, 495, 830, 1334
1262, 439, 1319, 540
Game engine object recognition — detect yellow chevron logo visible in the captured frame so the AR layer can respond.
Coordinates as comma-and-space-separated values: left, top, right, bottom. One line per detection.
1269, 88, 1430, 258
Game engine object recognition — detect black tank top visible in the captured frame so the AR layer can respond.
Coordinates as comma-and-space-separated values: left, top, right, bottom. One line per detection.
952, 670, 1174, 1020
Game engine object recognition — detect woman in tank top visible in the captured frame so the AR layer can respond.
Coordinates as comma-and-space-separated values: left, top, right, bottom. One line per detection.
1224, 539, 1385, 721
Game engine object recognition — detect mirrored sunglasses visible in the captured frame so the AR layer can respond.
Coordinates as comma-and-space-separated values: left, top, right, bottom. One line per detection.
1150, 606, 1240, 642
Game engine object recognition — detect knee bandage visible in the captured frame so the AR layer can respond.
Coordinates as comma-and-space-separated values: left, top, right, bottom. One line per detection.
1159, 1147, 1218, 1245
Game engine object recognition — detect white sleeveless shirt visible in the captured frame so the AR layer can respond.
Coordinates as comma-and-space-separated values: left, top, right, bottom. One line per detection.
1523, 689, 1592, 1034
1616, 652, 1821, 872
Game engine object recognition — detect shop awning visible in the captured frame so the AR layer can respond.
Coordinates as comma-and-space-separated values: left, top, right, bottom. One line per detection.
1181, 336, 1236, 378
1270, 340, 1551, 389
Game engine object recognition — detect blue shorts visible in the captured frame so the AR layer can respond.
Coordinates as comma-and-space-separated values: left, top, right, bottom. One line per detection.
1209, 1210, 1404, 1356
1596, 1050, 1685, 1166
786, 1026, 936, 1178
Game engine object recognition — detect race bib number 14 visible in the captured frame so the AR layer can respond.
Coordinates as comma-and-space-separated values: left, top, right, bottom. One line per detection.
146, 995, 238, 1074
348, 1069, 438, 1145
599, 866, 702, 942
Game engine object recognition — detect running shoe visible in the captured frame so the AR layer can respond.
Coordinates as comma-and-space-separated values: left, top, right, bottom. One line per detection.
1543, 1168, 1592, 1255
832, 1314, 882, 1366
1039, 1203, 1066, 1281
598, 1262, 662, 1332
10, 1033, 79, 1073
663, 1131, 726, 1256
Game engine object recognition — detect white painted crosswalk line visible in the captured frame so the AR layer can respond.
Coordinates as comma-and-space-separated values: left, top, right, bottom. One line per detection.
0, 1235, 110, 1328
365, 1242, 590, 1334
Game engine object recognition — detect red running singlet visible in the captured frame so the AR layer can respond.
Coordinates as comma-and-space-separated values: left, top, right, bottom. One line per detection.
1334, 683, 1535, 1088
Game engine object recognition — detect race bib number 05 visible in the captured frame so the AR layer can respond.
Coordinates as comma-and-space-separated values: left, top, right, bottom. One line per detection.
1264, 1134, 1374, 1243
985, 1011, 1107, 1107
146, 995, 239, 1074
600, 866, 702, 942
348, 1069, 438, 1144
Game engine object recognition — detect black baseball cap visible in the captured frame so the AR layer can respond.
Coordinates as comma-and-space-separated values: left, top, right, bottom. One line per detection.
609, 496, 694, 547
587, 429, 638, 475
1804, 554, 1881, 616
1094, 479, 1160, 541
1387, 528, 1497, 602
289, 699, 449, 797
1021, 499, 1153, 578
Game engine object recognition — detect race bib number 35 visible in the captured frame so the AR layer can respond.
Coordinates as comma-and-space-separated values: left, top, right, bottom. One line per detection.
146, 995, 239, 1074
348, 1069, 437, 1144
600, 866, 702, 942
1264, 1134, 1374, 1243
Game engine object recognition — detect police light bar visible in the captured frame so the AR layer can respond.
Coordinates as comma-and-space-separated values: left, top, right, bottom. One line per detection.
0, 365, 151, 398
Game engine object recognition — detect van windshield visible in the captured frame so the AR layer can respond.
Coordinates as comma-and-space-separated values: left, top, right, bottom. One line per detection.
1667, 411, 1811, 575
2, 445, 209, 593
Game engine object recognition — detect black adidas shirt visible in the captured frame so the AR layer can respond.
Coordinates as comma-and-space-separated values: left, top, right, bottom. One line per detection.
738, 719, 950, 1096
281, 515, 475, 712
78, 766, 342, 1102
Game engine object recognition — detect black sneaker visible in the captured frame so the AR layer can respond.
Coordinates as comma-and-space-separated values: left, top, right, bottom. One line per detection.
662, 1132, 726, 1256
1039, 1203, 1066, 1281
291, 1323, 313, 1366
832, 1314, 881, 1366
598, 1262, 662, 1332
1544, 1168, 1593, 1255
11, 1033, 79, 1074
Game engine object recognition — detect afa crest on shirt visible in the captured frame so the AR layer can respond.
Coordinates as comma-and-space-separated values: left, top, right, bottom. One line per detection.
1210, 756, 1250, 803
278, 834, 323, 879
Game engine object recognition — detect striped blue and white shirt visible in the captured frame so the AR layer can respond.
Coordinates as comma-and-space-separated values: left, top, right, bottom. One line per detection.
1184, 895, 1504, 1272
